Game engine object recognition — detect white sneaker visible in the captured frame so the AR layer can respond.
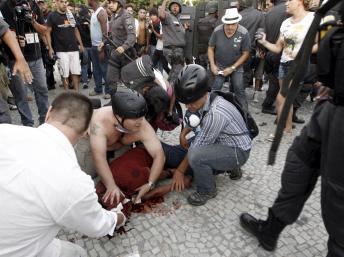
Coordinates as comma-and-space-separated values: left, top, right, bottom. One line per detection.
253, 92, 259, 103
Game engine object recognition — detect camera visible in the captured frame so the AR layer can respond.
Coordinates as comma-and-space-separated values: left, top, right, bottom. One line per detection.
15, 2, 33, 23
46, 54, 59, 66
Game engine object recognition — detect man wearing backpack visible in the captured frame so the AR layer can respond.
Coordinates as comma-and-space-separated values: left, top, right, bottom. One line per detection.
162, 64, 251, 206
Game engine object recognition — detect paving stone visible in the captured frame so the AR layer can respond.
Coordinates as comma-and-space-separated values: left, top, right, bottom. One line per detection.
20, 83, 328, 257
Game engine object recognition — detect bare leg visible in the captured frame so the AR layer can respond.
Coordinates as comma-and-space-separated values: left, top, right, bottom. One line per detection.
71, 74, 80, 91
276, 80, 293, 133
62, 77, 68, 90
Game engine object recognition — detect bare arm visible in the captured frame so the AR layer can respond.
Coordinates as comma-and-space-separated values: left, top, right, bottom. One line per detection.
259, 34, 284, 54
74, 27, 84, 51
159, 0, 168, 20
141, 122, 165, 184
89, 123, 117, 189
208, 46, 216, 67
151, 25, 162, 39
32, 20, 47, 34
208, 46, 218, 75
232, 50, 250, 69
45, 26, 53, 53
2, 30, 32, 83
98, 9, 108, 40
176, 154, 189, 174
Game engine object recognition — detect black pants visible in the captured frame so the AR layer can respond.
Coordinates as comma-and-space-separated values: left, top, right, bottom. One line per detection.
270, 101, 344, 257
262, 72, 279, 110
106, 48, 136, 93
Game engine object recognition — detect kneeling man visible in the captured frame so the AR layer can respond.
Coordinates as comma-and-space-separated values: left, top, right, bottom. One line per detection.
89, 89, 165, 206
164, 64, 252, 206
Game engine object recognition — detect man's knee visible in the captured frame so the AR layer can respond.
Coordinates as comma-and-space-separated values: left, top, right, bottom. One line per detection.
188, 148, 205, 168
187, 148, 198, 167
60, 240, 87, 257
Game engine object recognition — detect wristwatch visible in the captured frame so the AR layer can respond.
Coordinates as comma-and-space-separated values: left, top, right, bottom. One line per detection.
231, 65, 236, 71
148, 181, 156, 190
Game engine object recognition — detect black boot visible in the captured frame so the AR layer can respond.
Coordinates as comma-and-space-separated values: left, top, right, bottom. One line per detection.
240, 209, 286, 251
292, 114, 305, 124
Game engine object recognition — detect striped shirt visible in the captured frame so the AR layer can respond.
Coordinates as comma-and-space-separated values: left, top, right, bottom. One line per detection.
190, 95, 252, 151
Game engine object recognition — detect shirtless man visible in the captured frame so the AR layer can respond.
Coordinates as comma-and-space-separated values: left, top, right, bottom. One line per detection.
89, 89, 165, 205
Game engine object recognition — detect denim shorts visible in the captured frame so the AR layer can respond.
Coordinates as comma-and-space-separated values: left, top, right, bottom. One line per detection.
278, 61, 293, 80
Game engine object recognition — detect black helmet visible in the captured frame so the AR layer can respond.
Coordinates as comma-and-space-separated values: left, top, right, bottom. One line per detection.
239, 0, 254, 9
111, 89, 147, 119
205, 1, 218, 14
168, 0, 182, 13
175, 64, 210, 104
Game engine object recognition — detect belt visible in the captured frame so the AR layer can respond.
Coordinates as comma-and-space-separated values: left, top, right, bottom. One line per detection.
164, 45, 183, 50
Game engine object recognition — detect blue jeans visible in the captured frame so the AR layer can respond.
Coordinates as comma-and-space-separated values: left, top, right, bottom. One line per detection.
81, 47, 92, 84
162, 138, 194, 176
212, 70, 248, 113
188, 144, 249, 193
90, 46, 109, 93
9, 58, 49, 126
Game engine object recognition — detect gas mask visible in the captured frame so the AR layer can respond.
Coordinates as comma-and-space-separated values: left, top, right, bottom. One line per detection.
184, 110, 202, 129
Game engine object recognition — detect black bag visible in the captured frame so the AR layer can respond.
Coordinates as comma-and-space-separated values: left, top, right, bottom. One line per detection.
210, 91, 259, 139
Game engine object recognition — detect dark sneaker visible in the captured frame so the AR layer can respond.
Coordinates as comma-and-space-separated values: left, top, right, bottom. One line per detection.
82, 83, 88, 89
262, 108, 277, 115
292, 115, 305, 124
229, 168, 242, 180
187, 190, 217, 206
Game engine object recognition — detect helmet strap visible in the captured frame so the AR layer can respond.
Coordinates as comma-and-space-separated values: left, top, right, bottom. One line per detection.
114, 115, 132, 134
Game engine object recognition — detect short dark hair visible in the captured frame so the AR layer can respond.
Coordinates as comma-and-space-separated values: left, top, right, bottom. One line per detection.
125, 3, 135, 10
50, 92, 93, 134
138, 6, 146, 11
149, 7, 158, 16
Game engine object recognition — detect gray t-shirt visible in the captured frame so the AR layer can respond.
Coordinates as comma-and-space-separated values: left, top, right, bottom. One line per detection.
161, 12, 185, 47
209, 24, 250, 70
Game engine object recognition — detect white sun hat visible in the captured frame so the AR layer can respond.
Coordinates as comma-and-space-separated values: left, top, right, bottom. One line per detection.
221, 7, 242, 24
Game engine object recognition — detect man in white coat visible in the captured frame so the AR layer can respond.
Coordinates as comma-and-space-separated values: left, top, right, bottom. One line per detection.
0, 92, 125, 257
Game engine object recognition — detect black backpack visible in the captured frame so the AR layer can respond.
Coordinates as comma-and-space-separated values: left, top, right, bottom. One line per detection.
210, 91, 259, 139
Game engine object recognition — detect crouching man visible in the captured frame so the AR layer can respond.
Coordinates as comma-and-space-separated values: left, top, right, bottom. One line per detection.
0, 92, 125, 257
88, 89, 165, 207
163, 64, 252, 206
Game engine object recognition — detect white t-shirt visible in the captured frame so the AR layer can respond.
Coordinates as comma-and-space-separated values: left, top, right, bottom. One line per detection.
156, 21, 163, 50
0, 124, 117, 257
280, 12, 314, 63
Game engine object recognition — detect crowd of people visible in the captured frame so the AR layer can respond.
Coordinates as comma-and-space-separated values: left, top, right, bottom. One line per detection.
0, 0, 343, 256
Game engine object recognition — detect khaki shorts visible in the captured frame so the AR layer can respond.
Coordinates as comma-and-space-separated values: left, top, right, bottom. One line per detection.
56, 51, 81, 78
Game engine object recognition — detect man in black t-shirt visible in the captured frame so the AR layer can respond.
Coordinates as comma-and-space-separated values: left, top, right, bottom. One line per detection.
0, 0, 49, 126
46, 0, 84, 91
